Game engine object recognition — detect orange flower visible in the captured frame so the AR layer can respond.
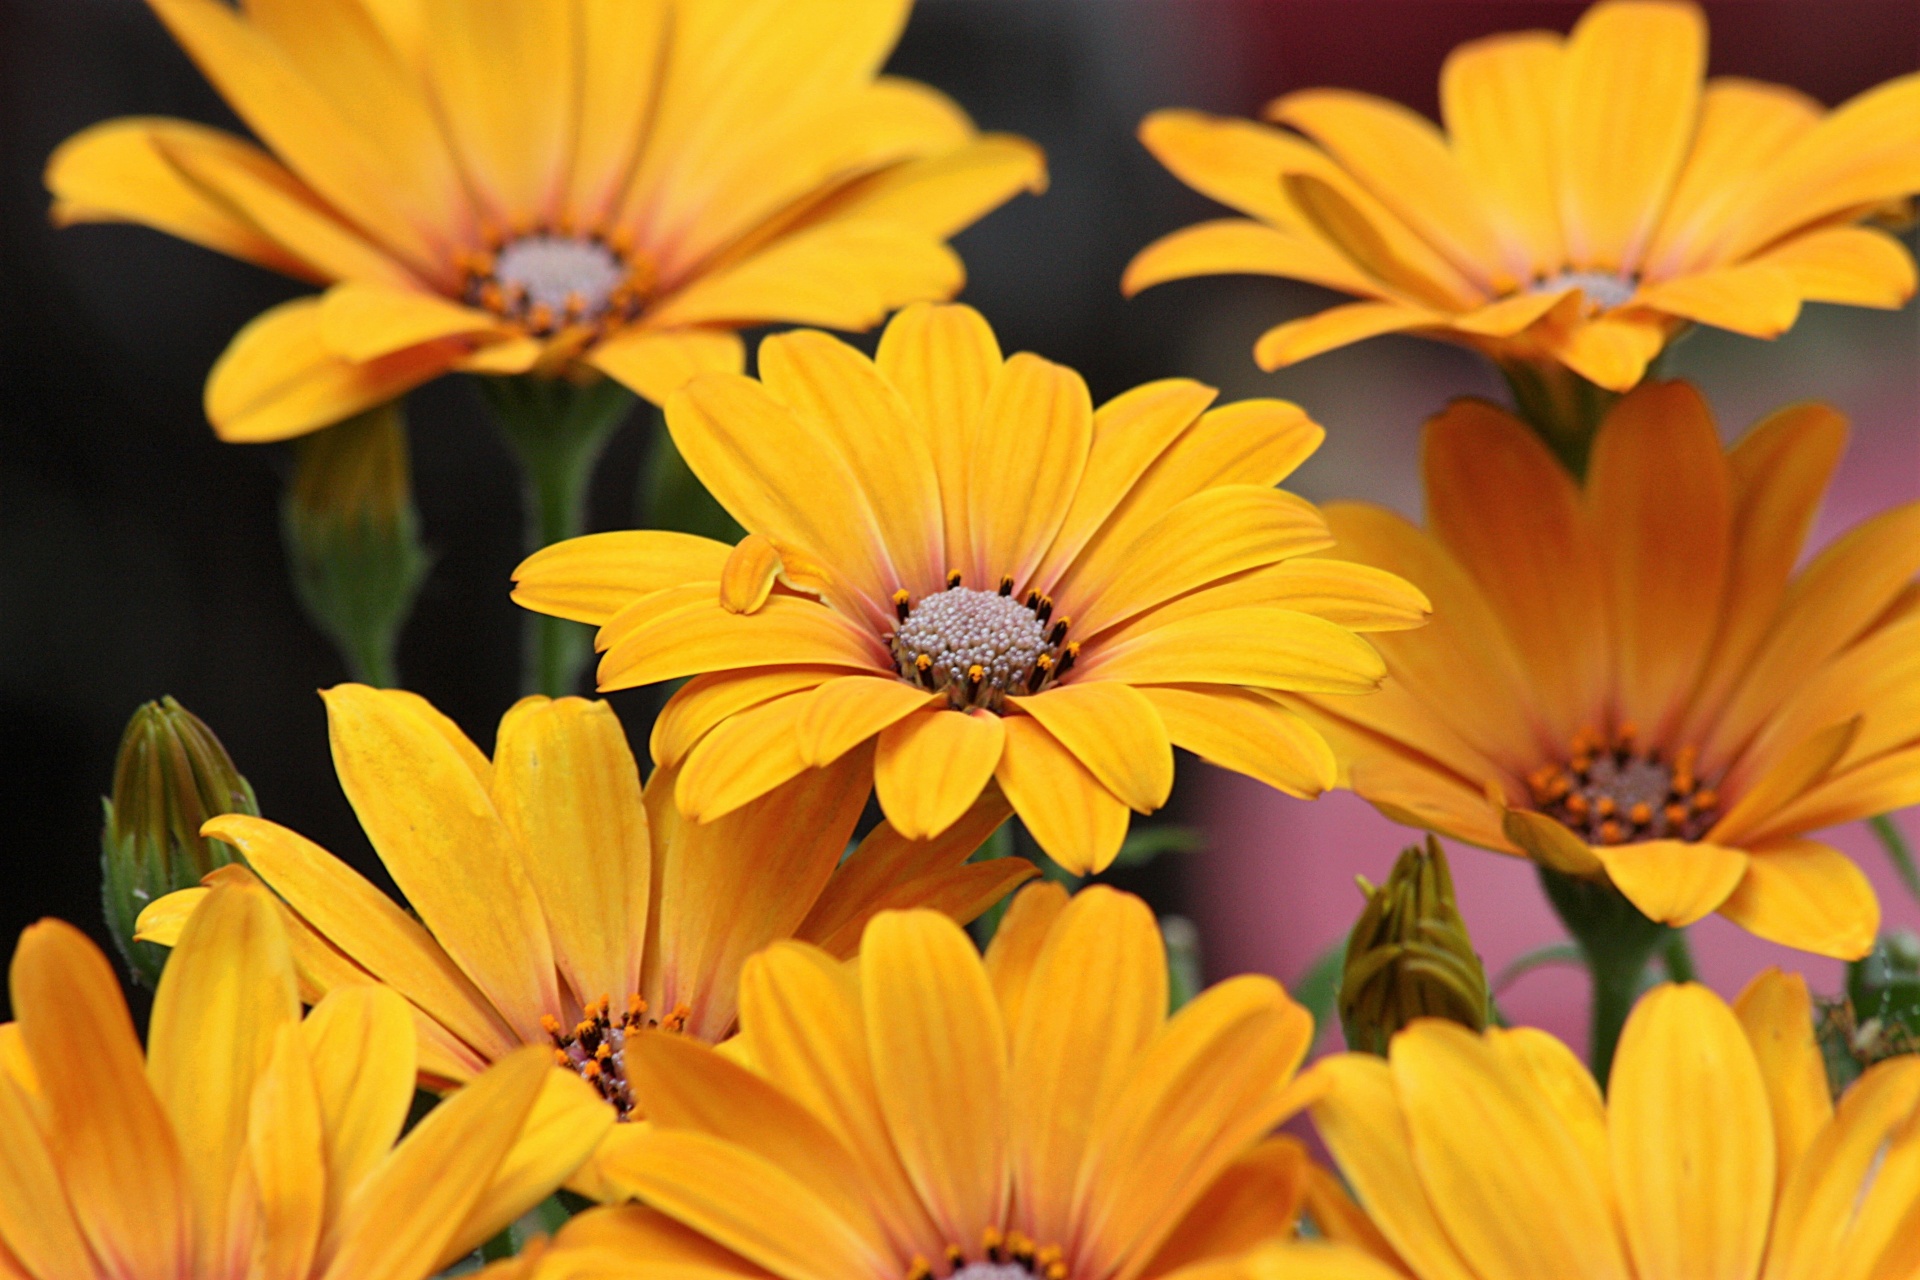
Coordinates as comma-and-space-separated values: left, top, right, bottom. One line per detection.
1127, 0, 1919, 392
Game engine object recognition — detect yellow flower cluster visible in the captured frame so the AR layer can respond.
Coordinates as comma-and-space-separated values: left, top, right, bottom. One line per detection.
12, 0, 1919, 1277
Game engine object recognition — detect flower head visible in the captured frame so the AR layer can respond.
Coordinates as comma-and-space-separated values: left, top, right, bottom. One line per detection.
533, 884, 1378, 1280
1305, 971, 1920, 1280
1339, 836, 1491, 1055
47, 0, 1045, 441
1286, 380, 1920, 958
137, 684, 1029, 1194
0, 878, 608, 1279
1126, 0, 1920, 391
513, 302, 1430, 873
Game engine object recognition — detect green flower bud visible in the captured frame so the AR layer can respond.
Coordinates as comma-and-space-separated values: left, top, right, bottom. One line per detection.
1339, 835, 1491, 1055
282, 401, 430, 687
101, 697, 258, 986
1820, 930, 1920, 1092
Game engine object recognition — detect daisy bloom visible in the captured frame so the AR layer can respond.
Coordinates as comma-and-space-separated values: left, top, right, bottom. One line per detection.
0, 877, 610, 1280
1285, 381, 1920, 958
46, 0, 1044, 442
524, 884, 1387, 1280
1125, 0, 1920, 394
1306, 971, 1920, 1280
512, 302, 1430, 873
137, 683, 1029, 1196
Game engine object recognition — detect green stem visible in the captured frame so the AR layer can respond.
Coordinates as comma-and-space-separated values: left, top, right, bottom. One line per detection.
1497, 360, 1619, 479
1660, 930, 1697, 983
1538, 865, 1670, 1085
479, 375, 637, 697
1870, 813, 1920, 903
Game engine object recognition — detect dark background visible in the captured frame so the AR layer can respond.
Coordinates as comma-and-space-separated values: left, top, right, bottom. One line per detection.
3, 0, 1915, 1012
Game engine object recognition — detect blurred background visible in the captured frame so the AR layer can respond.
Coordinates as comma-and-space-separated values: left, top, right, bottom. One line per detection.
2, 0, 1915, 1042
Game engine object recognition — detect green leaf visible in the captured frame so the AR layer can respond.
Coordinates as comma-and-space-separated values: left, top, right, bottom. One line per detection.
1162, 915, 1204, 1012
1492, 942, 1584, 992
1111, 825, 1204, 867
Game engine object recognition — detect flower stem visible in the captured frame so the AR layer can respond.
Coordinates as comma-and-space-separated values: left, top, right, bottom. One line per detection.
1538, 864, 1671, 1084
1497, 360, 1619, 479
479, 374, 637, 697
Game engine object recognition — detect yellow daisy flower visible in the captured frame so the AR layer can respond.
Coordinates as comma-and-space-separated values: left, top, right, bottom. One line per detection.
1285, 380, 1920, 959
136, 683, 1029, 1195
512, 302, 1430, 873
521, 884, 1385, 1280
0, 877, 610, 1279
1126, 0, 1920, 393
1305, 970, 1920, 1280
46, 0, 1044, 441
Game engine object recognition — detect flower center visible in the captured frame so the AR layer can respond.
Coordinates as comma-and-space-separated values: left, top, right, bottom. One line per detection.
460, 228, 653, 336
905, 1229, 1068, 1280
1527, 726, 1720, 846
1531, 269, 1638, 311
889, 575, 1077, 712
542, 994, 689, 1121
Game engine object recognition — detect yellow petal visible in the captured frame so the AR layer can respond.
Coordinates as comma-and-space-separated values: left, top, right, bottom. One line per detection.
874, 301, 1004, 575
132, 885, 208, 947
1391, 1020, 1628, 1280
1142, 685, 1337, 799
1450, 284, 1576, 337
982, 881, 1071, 1034
1077, 975, 1314, 1280
587, 327, 746, 408
321, 1047, 555, 1280
1610, 983, 1773, 1280
812, 132, 1047, 241
564, 0, 670, 222
596, 594, 888, 692
757, 328, 945, 594
0, 1048, 96, 1279
735, 940, 946, 1261
967, 352, 1092, 590
203, 813, 518, 1062
1083, 606, 1385, 694
1633, 263, 1803, 337
1136, 109, 1321, 230
147, 877, 301, 1272
492, 696, 650, 1012
650, 667, 841, 769
1751, 224, 1917, 309
1440, 30, 1567, 278
1253, 301, 1443, 371
1542, 314, 1669, 392
1010, 682, 1173, 813
994, 714, 1130, 874
799, 789, 1021, 958
1716, 839, 1879, 962
1585, 381, 1731, 739
796, 674, 940, 768
718, 533, 785, 616
1269, 88, 1505, 292
673, 690, 818, 823
9, 919, 192, 1277
863, 910, 1010, 1248
1715, 717, 1859, 847
1502, 808, 1606, 877
646, 221, 961, 332
512, 529, 731, 628
1484, 1026, 1616, 1226
317, 281, 504, 363
301, 985, 419, 1226
206, 295, 461, 441
46, 117, 320, 280
1594, 840, 1749, 928
1010, 886, 1166, 1246
1123, 218, 1387, 298
1424, 398, 1606, 741
321, 685, 560, 1042
1557, 0, 1706, 271
1140, 1137, 1310, 1276
444, 1070, 615, 1263
646, 754, 870, 1040
247, 1024, 326, 1280
1732, 967, 1835, 1199
876, 708, 1008, 839
1307, 1054, 1479, 1280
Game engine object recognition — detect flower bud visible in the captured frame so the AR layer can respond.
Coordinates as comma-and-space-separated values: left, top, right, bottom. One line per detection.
282, 401, 430, 686
1821, 929, 1920, 1091
100, 697, 258, 986
1339, 835, 1491, 1055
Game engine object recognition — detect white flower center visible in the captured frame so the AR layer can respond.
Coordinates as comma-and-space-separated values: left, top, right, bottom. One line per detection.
1532, 269, 1638, 311
889, 581, 1075, 711
494, 234, 628, 318
950, 1266, 1035, 1280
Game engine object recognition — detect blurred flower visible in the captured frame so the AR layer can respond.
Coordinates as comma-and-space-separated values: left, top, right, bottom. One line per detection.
1306, 972, 1920, 1279
0, 878, 608, 1279
1339, 836, 1490, 1055
1286, 381, 1920, 958
137, 683, 1030, 1197
512, 302, 1429, 873
1128, 0, 1920, 392
99, 694, 256, 987
46, 0, 1045, 442
532, 885, 1381, 1280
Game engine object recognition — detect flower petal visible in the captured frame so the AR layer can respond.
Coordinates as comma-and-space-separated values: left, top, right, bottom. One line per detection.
982, 881, 1071, 1032
1123, 218, 1383, 298
588, 327, 747, 408
444, 1070, 615, 1262
813, 133, 1047, 241
596, 595, 888, 692
967, 352, 1092, 591
1010, 682, 1173, 813
247, 1024, 326, 1280
1716, 839, 1879, 962
1141, 685, 1337, 799
875, 708, 1007, 840
1633, 264, 1803, 337
674, 690, 816, 822
317, 281, 505, 363
1083, 607, 1386, 695
513, 530, 731, 628
1539, 314, 1669, 392
0, 1024, 103, 1278
1440, 30, 1566, 278
1750, 224, 1917, 309
301, 985, 418, 1225
1253, 301, 1444, 371
1594, 840, 1749, 928
1731, 967, 1835, 1199
1609, 983, 1773, 1280
651, 667, 842, 769
994, 714, 1130, 875
796, 675, 941, 768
